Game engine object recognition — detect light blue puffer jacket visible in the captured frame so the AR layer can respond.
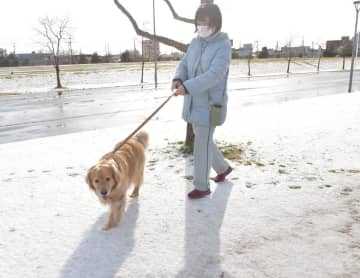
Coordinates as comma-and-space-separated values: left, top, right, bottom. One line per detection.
173, 32, 232, 127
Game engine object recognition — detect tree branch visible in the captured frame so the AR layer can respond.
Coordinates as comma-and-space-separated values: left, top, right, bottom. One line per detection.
163, 0, 195, 24
114, 0, 188, 52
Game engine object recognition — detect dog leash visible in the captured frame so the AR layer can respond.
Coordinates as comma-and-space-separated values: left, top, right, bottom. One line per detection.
111, 91, 175, 153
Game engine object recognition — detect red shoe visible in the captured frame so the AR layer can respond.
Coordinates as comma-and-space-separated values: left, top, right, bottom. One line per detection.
188, 189, 211, 199
213, 166, 233, 182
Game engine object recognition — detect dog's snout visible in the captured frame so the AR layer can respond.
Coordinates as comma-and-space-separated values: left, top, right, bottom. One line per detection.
100, 190, 108, 196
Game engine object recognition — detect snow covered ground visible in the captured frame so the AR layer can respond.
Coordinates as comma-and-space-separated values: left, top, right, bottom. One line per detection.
0, 85, 359, 277
0, 58, 356, 95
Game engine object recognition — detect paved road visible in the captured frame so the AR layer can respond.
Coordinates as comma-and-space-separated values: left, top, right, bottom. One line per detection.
0, 71, 359, 144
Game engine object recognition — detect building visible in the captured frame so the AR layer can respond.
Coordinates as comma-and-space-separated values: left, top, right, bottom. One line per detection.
280, 46, 313, 57
158, 53, 182, 61
267, 48, 282, 58
236, 43, 253, 58
17, 52, 51, 65
0, 48, 7, 57
326, 36, 351, 53
142, 39, 160, 61
325, 36, 353, 56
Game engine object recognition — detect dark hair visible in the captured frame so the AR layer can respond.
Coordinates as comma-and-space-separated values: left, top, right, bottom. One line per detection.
195, 4, 222, 33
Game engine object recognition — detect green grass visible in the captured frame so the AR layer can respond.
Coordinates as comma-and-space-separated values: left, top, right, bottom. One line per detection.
219, 144, 244, 161
278, 169, 287, 174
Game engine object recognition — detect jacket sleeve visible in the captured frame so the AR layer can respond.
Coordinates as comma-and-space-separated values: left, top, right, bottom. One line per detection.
183, 40, 231, 96
173, 40, 194, 82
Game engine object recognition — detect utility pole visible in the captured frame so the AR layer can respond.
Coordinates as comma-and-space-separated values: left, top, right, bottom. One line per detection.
312, 41, 314, 58
302, 36, 305, 57
68, 37, 73, 64
153, 0, 158, 88
105, 43, 110, 63
141, 35, 145, 86
317, 45, 322, 72
255, 40, 259, 53
287, 41, 292, 74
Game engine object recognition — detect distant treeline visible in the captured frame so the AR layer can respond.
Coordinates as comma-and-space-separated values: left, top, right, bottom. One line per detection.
0, 54, 20, 67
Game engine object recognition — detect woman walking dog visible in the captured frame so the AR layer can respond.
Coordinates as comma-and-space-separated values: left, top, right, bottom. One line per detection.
172, 3, 233, 199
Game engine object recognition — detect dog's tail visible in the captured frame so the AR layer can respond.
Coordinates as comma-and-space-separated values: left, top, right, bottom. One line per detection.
135, 131, 149, 149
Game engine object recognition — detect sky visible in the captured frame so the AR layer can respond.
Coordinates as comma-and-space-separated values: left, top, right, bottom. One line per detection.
0, 0, 357, 55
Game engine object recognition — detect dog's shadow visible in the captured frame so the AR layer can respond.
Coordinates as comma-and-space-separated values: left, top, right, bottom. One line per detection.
60, 199, 139, 278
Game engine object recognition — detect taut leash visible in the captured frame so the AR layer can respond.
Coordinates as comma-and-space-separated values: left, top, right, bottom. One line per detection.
112, 91, 175, 153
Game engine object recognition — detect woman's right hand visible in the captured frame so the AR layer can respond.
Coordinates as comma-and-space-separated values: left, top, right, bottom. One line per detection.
171, 79, 182, 91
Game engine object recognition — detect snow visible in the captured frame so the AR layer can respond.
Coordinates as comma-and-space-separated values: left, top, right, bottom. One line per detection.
0, 58, 356, 95
0, 84, 360, 277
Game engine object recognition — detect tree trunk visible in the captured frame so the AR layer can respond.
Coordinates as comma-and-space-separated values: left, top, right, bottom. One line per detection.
287, 56, 291, 74
55, 63, 62, 88
114, 0, 203, 147
185, 122, 194, 150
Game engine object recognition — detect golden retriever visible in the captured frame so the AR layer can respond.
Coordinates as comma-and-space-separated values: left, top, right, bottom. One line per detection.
86, 131, 148, 230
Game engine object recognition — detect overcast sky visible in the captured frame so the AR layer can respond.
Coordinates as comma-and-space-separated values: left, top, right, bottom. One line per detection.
0, 0, 357, 55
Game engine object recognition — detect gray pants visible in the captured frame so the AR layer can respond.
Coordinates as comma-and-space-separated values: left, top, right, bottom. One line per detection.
192, 124, 229, 191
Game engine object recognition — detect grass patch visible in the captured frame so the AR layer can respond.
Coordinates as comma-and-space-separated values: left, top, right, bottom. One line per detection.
328, 169, 359, 174
289, 185, 302, 189
219, 144, 244, 161
255, 161, 265, 167
179, 144, 193, 155
184, 175, 193, 181
164, 140, 267, 168
166, 141, 193, 155
0, 92, 19, 96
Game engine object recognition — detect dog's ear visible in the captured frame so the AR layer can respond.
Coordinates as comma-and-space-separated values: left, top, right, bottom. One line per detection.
110, 164, 122, 188
85, 167, 95, 191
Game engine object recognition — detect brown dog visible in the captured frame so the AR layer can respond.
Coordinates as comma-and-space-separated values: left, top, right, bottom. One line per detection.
86, 131, 148, 230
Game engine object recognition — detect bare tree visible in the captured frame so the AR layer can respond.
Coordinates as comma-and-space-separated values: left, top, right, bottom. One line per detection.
36, 16, 71, 89
114, 0, 214, 146
113, 0, 191, 52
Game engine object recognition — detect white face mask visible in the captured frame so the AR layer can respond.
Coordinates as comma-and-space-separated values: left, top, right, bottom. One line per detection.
197, 25, 214, 38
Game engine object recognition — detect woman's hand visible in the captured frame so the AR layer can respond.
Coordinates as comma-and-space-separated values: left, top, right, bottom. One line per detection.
171, 80, 182, 91
173, 84, 186, 96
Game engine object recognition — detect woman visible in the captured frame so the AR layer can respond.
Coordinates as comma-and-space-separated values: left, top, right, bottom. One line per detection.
172, 3, 233, 199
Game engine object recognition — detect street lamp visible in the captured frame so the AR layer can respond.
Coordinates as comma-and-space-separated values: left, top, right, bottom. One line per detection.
348, 1, 360, 93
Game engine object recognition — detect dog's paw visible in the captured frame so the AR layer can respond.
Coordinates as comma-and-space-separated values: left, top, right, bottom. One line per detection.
102, 223, 117, 231
102, 225, 113, 231
130, 188, 139, 198
102, 225, 111, 231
